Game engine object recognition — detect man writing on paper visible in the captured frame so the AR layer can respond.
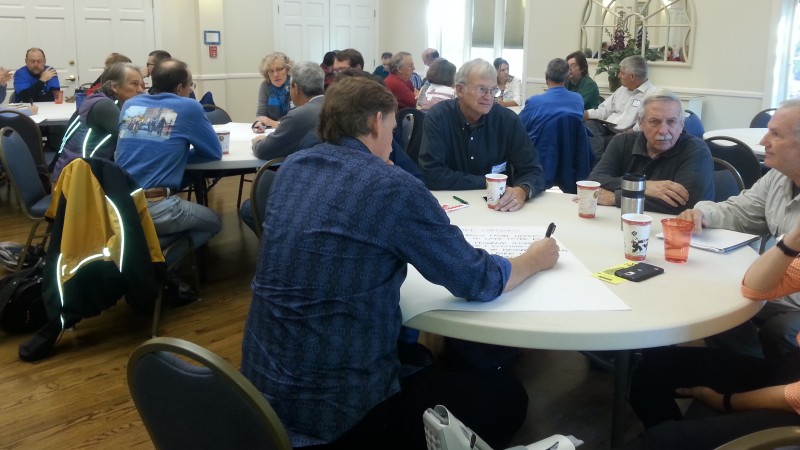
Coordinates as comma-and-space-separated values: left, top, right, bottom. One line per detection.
242, 76, 559, 449
418, 58, 545, 212
678, 99, 800, 365
588, 89, 714, 215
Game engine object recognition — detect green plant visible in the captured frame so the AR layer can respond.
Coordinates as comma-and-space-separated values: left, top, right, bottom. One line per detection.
595, 16, 662, 81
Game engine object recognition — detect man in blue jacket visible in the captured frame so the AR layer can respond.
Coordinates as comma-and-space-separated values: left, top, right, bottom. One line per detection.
13, 48, 60, 102
519, 58, 592, 193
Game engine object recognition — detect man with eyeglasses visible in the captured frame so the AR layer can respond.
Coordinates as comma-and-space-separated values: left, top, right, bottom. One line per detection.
419, 58, 545, 212
116, 58, 222, 256
331, 48, 364, 73
143, 50, 171, 93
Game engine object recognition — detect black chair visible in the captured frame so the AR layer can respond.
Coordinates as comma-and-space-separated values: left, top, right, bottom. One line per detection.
0, 110, 51, 190
202, 104, 232, 125
711, 157, 745, 202
0, 127, 51, 271
250, 158, 285, 238
683, 110, 704, 138
704, 136, 762, 189
399, 112, 414, 152
750, 108, 776, 128
128, 337, 292, 450
396, 108, 425, 166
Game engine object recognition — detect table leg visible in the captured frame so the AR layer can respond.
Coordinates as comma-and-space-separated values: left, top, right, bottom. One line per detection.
611, 349, 631, 447
190, 172, 208, 206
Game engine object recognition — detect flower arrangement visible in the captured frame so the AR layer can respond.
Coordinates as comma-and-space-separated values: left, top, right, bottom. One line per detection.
595, 13, 662, 90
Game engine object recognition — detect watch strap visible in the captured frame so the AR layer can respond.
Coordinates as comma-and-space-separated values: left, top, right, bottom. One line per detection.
777, 236, 800, 257
519, 184, 532, 199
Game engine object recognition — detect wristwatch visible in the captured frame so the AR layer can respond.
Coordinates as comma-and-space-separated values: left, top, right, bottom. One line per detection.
519, 184, 533, 200
776, 234, 800, 257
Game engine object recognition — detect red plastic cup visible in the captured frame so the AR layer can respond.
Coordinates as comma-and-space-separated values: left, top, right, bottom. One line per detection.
53, 89, 64, 104
662, 218, 694, 263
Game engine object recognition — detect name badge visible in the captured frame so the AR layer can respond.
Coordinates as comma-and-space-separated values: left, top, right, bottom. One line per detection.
632, 99, 642, 107
491, 162, 507, 174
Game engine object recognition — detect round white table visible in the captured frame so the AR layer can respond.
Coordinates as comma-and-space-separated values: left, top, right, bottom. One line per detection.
185, 122, 272, 171
403, 190, 762, 350
400, 189, 763, 446
29, 101, 77, 126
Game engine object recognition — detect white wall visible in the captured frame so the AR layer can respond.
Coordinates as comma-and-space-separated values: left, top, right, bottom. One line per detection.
158, 0, 784, 129
524, 0, 779, 130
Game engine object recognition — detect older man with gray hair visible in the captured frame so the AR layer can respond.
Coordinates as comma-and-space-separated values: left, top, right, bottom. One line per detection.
419, 58, 545, 212
677, 99, 800, 364
384, 51, 416, 109
242, 61, 325, 232
584, 55, 656, 160
588, 88, 714, 215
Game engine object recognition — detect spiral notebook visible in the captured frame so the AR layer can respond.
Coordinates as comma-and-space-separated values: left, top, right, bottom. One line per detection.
656, 228, 760, 253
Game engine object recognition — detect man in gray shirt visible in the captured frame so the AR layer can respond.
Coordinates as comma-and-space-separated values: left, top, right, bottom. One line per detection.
678, 99, 800, 364
251, 61, 324, 160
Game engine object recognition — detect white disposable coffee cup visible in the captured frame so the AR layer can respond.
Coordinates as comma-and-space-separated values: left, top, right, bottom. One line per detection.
216, 130, 230, 154
622, 213, 652, 261
485, 173, 508, 209
576, 180, 601, 218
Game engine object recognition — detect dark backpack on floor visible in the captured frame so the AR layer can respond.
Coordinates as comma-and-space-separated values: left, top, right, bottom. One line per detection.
0, 261, 49, 334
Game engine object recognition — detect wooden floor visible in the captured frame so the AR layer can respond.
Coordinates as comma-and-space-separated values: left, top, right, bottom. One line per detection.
0, 177, 642, 449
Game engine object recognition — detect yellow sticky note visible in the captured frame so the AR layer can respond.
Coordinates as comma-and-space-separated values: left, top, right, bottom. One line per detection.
592, 261, 637, 284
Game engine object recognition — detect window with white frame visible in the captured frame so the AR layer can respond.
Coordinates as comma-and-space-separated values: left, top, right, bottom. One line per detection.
427, 0, 526, 78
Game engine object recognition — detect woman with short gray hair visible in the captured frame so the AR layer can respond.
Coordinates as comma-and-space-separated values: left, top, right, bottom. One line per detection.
255, 51, 294, 130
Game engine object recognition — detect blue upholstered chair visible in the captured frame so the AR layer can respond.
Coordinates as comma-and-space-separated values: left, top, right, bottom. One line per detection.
683, 110, 705, 138
128, 337, 292, 450
0, 127, 51, 271
712, 157, 745, 203
749, 108, 776, 128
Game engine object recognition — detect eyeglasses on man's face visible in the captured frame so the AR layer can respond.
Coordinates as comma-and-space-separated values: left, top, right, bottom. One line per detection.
463, 84, 500, 97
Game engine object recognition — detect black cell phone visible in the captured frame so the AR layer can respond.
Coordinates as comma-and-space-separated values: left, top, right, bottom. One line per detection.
614, 263, 664, 282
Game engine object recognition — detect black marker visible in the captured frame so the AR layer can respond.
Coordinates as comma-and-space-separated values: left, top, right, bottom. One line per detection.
545, 222, 556, 238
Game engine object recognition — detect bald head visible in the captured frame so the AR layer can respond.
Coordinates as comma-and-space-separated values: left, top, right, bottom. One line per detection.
422, 48, 439, 66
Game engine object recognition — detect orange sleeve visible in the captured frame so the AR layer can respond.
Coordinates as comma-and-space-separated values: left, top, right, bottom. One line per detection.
741, 258, 800, 301
785, 381, 800, 415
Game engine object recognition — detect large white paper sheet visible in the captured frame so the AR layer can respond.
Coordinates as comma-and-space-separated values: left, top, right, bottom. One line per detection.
400, 226, 630, 322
